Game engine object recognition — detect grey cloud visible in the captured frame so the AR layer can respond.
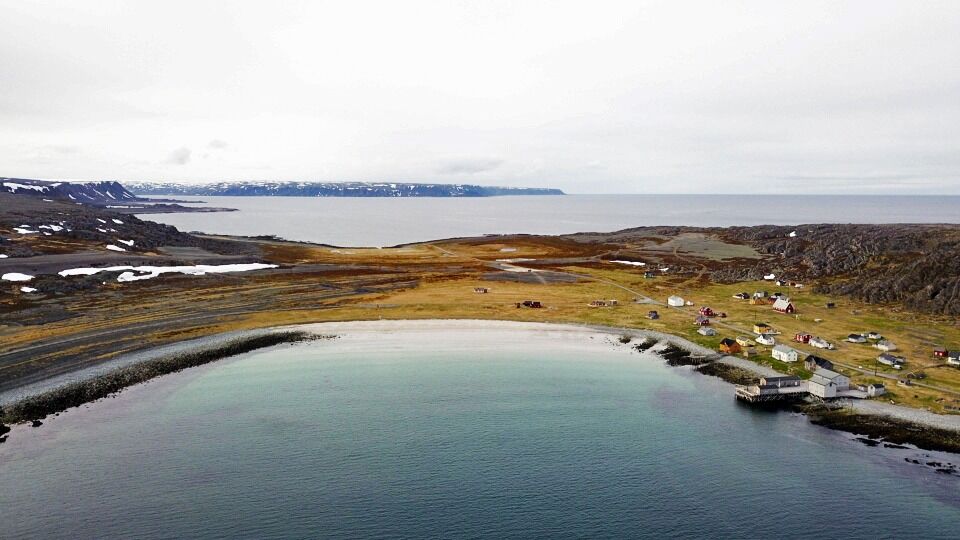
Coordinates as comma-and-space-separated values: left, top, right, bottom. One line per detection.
208, 139, 229, 149
437, 159, 503, 175
166, 147, 192, 165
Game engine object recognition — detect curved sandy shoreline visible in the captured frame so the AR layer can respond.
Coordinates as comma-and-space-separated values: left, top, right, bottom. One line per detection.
3, 318, 959, 435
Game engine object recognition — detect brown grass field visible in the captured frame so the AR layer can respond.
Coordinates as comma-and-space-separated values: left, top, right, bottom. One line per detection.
2, 234, 959, 414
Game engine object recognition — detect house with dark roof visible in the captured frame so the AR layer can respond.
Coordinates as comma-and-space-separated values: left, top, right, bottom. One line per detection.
804, 355, 834, 372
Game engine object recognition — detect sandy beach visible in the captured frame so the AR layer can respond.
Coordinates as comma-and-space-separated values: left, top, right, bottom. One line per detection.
4, 318, 959, 437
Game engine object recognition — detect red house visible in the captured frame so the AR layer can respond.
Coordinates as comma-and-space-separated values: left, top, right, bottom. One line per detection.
794, 333, 812, 344
699, 306, 715, 317
694, 315, 710, 326
934, 347, 949, 358
772, 297, 795, 314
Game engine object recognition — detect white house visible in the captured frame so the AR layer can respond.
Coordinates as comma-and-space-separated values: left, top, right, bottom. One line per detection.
866, 383, 886, 397
846, 334, 867, 343
877, 353, 905, 369
772, 344, 799, 362
807, 368, 850, 398
948, 352, 960, 366
875, 340, 897, 352
667, 295, 685, 307
809, 337, 834, 350
756, 334, 776, 346
697, 326, 717, 336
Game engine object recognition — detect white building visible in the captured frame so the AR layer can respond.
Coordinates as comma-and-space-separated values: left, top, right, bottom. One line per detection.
809, 337, 834, 350
875, 340, 897, 352
756, 334, 776, 346
948, 352, 960, 366
807, 368, 850, 398
771, 344, 799, 362
697, 326, 717, 336
667, 295, 685, 307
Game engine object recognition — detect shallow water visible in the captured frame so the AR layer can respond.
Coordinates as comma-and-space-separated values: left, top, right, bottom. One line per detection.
1, 326, 958, 539
140, 194, 960, 246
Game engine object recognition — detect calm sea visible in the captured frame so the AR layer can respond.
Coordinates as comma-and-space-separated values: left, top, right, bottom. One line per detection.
1, 326, 957, 539
140, 194, 960, 246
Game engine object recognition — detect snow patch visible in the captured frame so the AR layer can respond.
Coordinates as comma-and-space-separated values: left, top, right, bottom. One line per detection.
105, 244, 127, 252
2, 272, 34, 282
789, 231, 797, 237
20, 286, 37, 293
2, 182, 47, 193
117, 239, 135, 246
0, 254, 7, 258
611, 260, 646, 267
58, 263, 278, 282
764, 273, 776, 280
112, 219, 124, 225
13, 227, 38, 234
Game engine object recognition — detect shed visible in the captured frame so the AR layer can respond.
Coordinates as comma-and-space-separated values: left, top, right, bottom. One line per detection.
736, 336, 754, 347
846, 334, 867, 343
947, 352, 960, 366
667, 295, 685, 307
647, 310, 659, 320
697, 326, 717, 337
474, 287, 490, 293
694, 315, 710, 326
933, 347, 948, 358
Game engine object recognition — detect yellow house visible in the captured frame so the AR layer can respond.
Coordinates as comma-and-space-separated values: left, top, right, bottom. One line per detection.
753, 323, 773, 334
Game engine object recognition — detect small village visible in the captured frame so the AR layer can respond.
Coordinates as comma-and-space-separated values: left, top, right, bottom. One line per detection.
470, 271, 960, 410
675, 284, 958, 405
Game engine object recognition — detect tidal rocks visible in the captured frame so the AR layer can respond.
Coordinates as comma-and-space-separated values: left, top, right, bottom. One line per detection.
803, 405, 960, 454
695, 362, 758, 385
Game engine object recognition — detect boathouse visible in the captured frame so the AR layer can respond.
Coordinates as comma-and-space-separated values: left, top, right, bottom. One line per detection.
808, 368, 850, 399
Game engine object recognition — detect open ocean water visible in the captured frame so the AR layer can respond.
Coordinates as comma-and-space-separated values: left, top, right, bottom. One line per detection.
140, 194, 960, 246
1, 327, 958, 539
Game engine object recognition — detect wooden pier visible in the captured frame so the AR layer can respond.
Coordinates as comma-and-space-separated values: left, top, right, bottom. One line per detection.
735, 382, 808, 403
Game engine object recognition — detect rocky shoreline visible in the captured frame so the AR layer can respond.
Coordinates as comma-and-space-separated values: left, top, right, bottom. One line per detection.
0, 331, 328, 436
639, 338, 960, 455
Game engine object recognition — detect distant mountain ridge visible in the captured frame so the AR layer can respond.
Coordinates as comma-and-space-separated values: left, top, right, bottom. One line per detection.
0, 178, 138, 203
125, 181, 564, 197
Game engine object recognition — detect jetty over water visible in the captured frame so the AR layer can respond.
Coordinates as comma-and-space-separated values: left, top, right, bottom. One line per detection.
735, 375, 807, 403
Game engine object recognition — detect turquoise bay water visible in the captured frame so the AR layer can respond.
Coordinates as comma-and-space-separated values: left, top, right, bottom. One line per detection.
1, 327, 958, 539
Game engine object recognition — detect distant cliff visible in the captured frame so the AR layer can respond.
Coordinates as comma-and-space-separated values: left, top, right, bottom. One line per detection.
125, 181, 565, 197
0, 178, 138, 203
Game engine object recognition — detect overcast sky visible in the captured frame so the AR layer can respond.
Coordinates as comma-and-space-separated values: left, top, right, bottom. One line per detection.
2, 1, 959, 194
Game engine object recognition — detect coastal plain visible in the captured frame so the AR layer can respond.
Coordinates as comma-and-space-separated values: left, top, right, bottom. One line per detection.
1, 195, 959, 438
